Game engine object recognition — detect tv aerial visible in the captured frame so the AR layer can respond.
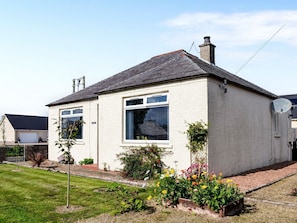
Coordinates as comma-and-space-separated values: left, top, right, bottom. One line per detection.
272, 98, 292, 114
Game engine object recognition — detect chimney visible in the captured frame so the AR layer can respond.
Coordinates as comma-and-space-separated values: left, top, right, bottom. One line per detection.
199, 36, 216, 64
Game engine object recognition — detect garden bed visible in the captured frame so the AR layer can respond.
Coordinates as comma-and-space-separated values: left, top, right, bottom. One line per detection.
178, 197, 244, 217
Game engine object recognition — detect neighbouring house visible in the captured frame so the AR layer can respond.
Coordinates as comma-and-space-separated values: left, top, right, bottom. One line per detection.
47, 36, 292, 176
0, 114, 48, 160
281, 94, 297, 131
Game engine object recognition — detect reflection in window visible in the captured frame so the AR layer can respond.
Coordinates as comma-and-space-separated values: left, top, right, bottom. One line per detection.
125, 94, 168, 141
60, 108, 83, 139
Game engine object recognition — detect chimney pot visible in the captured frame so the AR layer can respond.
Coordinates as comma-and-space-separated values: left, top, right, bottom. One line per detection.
204, 36, 211, 44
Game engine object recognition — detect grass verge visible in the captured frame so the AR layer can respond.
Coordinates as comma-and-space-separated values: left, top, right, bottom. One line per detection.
0, 164, 148, 223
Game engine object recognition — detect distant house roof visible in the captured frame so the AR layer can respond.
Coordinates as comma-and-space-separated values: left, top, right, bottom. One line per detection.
5, 114, 48, 130
47, 50, 277, 107
281, 94, 297, 119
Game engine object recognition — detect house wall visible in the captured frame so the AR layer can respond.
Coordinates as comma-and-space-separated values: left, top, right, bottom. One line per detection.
207, 78, 291, 176
0, 115, 16, 144
16, 130, 48, 143
48, 100, 98, 164
291, 120, 297, 130
98, 78, 208, 171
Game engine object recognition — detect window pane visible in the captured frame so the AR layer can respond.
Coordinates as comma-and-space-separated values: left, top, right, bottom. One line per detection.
126, 98, 143, 106
147, 95, 167, 104
73, 108, 83, 114
61, 110, 71, 115
126, 106, 168, 140
61, 117, 83, 139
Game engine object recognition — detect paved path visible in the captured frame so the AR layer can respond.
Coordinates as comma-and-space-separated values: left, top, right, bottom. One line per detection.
16, 160, 297, 192
228, 161, 297, 193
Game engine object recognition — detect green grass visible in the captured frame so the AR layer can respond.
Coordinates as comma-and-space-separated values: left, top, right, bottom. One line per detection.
0, 164, 148, 223
2, 163, 297, 223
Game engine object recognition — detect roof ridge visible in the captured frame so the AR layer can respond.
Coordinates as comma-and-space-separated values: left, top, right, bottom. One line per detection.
5, 114, 47, 118
151, 49, 186, 59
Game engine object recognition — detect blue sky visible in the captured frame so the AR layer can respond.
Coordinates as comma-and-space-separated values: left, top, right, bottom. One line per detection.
1, 0, 297, 116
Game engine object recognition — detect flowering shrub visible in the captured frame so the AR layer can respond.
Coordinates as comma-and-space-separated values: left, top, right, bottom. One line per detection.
189, 172, 243, 212
152, 163, 243, 212
154, 168, 190, 206
116, 145, 171, 180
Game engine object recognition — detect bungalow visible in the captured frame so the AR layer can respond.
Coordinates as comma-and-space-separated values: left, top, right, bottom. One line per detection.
0, 114, 48, 160
0, 114, 48, 145
47, 37, 292, 176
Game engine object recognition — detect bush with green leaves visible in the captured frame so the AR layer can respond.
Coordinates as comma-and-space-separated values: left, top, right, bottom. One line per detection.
152, 163, 243, 212
186, 121, 208, 153
108, 185, 148, 214
79, 158, 94, 165
6, 145, 23, 157
153, 168, 191, 206
116, 144, 171, 180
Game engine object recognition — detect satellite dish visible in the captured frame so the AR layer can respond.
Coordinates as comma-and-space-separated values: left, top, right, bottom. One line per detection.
272, 98, 292, 114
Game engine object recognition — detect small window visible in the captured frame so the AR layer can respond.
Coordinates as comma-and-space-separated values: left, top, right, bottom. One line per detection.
126, 98, 143, 106
61, 110, 71, 115
73, 108, 83, 114
147, 95, 167, 104
60, 108, 83, 140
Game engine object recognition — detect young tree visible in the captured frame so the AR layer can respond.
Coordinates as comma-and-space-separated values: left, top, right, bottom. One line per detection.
55, 118, 84, 208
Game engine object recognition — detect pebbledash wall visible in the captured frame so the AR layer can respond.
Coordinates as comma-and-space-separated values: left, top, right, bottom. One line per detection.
48, 99, 99, 164
48, 77, 292, 177
207, 78, 291, 176
98, 78, 208, 172
98, 77, 291, 176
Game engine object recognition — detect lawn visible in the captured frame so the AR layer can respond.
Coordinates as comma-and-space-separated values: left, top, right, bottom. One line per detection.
1, 163, 297, 223
0, 164, 147, 223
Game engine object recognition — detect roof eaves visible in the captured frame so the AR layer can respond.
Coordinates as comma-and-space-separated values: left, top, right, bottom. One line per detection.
206, 74, 277, 99
46, 96, 98, 107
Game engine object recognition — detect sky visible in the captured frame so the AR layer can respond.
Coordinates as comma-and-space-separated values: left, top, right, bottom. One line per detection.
1, 0, 297, 117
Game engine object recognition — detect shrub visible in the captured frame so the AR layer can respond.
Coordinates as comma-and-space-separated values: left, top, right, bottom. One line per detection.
189, 172, 243, 212
109, 185, 148, 214
116, 144, 171, 180
186, 121, 208, 153
152, 163, 244, 212
79, 158, 94, 165
28, 151, 46, 167
153, 168, 190, 206
6, 145, 23, 157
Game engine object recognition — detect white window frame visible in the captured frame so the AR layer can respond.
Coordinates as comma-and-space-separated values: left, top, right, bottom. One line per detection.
60, 107, 83, 140
124, 93, 169, 143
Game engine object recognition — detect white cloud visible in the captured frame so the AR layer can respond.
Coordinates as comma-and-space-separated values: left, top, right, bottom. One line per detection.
163, 10, 297, 47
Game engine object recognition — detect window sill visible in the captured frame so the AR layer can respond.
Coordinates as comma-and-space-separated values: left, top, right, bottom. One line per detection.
75, 140, 85, 145
120, 142, 173, 149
